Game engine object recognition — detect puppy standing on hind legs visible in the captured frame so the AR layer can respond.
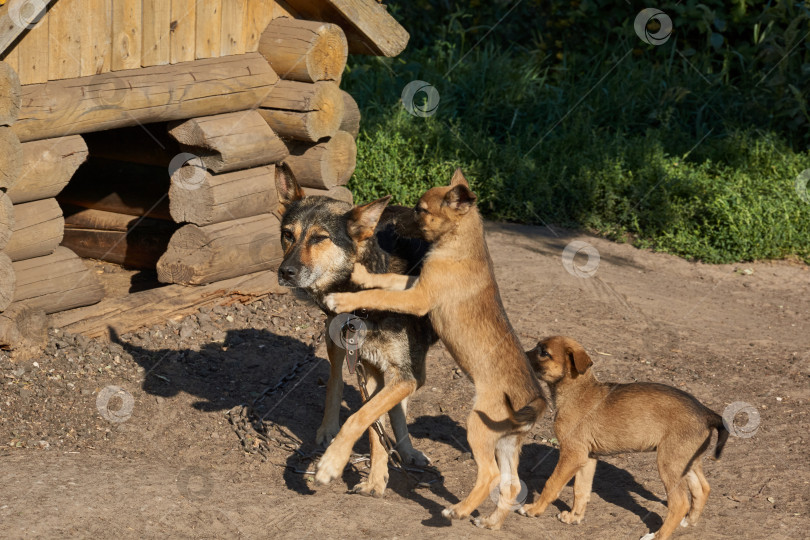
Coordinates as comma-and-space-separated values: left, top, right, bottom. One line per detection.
324, 169, 546, 530
519, 336, 728, 540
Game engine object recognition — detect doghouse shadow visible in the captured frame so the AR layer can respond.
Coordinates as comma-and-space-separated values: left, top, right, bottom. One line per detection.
111, 326, 462, 520
520, 443, 665, 531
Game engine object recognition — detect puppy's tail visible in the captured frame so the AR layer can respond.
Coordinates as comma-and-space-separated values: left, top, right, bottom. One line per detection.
504, 394, 547, 430
709, 412, 729, 460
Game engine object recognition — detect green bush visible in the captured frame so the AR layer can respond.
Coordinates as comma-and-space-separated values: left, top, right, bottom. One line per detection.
342, 1, 810, 263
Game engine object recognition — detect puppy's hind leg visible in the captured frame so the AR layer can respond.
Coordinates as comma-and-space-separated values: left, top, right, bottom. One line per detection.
685, 460, 711, 526
442, 412, 499, 521
645, 445, 691, 540
316, 334, 344, 446
474, 434, 524, 530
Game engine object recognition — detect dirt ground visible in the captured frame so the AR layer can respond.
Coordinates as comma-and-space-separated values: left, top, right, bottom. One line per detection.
1, 223, 808, 539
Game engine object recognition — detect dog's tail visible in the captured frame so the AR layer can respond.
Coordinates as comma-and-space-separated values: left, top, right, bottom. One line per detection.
504, 393, 547, 430
708, 411, 729, 460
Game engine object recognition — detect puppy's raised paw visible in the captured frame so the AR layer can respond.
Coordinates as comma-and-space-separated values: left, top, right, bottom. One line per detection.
402, 448, 431, 467
558, 510, 583, 525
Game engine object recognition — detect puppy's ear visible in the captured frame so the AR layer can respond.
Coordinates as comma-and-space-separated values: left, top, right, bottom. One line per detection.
444, 184, 477, 214
347, 196, 392, 242
275, 163, 305, 215
450, 168, 470, 187
566, 342, 593, 375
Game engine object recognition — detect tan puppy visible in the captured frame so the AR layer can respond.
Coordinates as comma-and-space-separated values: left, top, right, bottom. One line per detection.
520, 336, 728, 540
322, 169, 546, 530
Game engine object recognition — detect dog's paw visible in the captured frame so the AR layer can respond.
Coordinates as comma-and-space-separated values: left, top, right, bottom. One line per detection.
314, 450, 345, 486
441, 505, 466, 520
351, 478, 387, 498
324, 293, 353, 313
639, 533, 656, 540
473, 515, 503, 530
350, 264, 373, 287
401, 448, 431, 467
558, 511, 583, 525
518, 504, 541, 518
680, 517, 689, 528
315, 423, 339, 446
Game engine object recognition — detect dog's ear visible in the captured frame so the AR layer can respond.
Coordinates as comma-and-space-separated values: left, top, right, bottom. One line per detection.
566, 342, 593, 375
449, 168, 470, 188
275, 163, 305, 215
444, 183, 477, 214
347, 196, 392, 242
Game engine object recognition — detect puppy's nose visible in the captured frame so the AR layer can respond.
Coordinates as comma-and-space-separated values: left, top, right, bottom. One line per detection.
279, 265, 297, 280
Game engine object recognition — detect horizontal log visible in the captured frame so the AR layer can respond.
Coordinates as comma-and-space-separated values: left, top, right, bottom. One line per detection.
0, 190, 12, 250
339, 90, 360, 138
258, 17, 347, 83
12, 246, 104, 314
0, 61, 21, 125
0, 252, 13, 311
285, 131, 356, 189
157, 213, 282, 285
303, 186, 353, 204
51, 268, 287, 339
5, 199, 64, 261
7, 136, 88, 203
259, 80, 343, 142
0, 126, 22, 190
13, 53, 279, 142
168, 111, 288, 174
57, 158, 172, 220
83, 125, 179, 167
62, 206, 179, 269
0, 303, 48, 354
169, 163, 278, 226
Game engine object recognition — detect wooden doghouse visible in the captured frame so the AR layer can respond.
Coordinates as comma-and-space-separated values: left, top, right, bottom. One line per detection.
0, 0, 407, 354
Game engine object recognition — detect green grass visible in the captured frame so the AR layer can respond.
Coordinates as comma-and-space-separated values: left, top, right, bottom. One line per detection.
342, 4, 810, 264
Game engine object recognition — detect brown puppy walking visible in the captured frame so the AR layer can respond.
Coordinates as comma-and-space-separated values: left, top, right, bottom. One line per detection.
520, 336, 728, 540
322, 169, 546, 529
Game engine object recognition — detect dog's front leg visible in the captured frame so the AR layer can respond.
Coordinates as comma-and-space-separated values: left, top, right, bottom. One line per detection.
316, 331, 344, 446
315, 379, 418, 486
519, 447, 588, 518
325, 289, 430, 317
351, 264, 416, 291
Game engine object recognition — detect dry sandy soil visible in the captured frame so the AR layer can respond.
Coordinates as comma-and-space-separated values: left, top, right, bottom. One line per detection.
1, 223, 808, 539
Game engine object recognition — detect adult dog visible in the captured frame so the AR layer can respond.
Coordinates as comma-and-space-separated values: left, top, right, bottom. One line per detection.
275, 165, 435, 497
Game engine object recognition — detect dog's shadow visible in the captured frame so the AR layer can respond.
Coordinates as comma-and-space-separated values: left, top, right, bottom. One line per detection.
110, 326, 462, 518
521, 443, 665, 530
